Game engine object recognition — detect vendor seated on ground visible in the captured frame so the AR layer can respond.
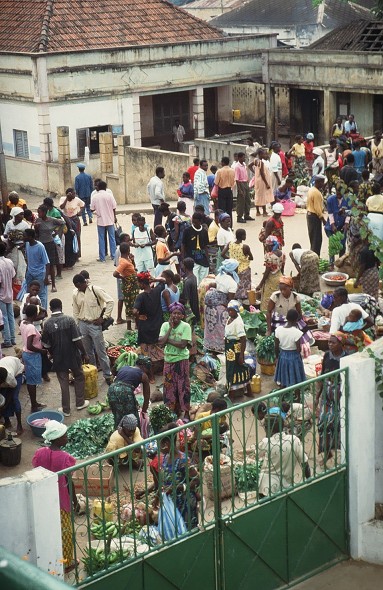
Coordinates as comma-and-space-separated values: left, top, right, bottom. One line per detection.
105, 414, 143, 467
252, 401, 289, 425
274, 178, 294, 202
191, 398, 229, 457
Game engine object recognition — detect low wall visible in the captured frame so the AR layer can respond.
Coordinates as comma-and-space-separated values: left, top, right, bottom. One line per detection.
124, 146, 190, 205
194, 138, 246, 166
5, 156, 45, 195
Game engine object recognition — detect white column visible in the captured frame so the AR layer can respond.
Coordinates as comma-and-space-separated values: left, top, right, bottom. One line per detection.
33, 56, 52, 192
132, 95, 142, 147
341, 349, 377, 559
192, 88, 205, 138
0, 467, 64, 578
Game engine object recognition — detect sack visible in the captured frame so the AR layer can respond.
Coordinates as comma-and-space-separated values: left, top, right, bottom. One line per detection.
211, 184, 219, 199
115, 223, 123, 245
158, 493, 187, 541
101, 316, 114, 331
203, 454, 234, 501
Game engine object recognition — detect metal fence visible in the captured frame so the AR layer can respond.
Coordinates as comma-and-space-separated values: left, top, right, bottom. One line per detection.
59, 368, 348, 586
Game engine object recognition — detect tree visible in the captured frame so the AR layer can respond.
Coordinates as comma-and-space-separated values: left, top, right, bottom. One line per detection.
313, 0, 382, 19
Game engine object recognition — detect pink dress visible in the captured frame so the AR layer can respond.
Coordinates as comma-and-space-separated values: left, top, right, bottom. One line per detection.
32, 447, 76, 512
252, 160, 274, 206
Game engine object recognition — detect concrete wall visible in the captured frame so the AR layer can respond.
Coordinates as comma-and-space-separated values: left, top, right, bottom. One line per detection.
0, 102, 41, 160
0, 467, 64, 578
218, 24, 321, 49
124, 146, 190, 204
351, 94, 374, 138
343, 337, 383, 565
232, 83, 290, 128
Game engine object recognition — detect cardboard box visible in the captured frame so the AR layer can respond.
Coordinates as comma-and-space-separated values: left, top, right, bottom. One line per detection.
71, 463, 115, 497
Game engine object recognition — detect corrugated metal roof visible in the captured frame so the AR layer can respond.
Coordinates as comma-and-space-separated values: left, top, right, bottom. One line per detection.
210, 0, 371, 27
0, 0, 224, 54
309, 19, 383, 51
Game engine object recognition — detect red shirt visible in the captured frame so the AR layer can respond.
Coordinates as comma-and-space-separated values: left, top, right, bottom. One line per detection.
187, 165, 199, 183
304, 140, 314, 162
279, 152, 289, 177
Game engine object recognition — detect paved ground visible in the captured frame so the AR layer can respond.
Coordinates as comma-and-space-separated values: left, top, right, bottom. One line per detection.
294, 560, 383, 589
1, 196, 317, 478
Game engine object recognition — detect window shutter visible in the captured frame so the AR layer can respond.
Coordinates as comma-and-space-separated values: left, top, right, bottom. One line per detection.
13, 130, 29, 158
76, 128, 88, 159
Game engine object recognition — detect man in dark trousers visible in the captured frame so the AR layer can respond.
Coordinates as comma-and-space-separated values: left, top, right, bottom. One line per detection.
74, 163, 93, 226
42, 298, 89, 417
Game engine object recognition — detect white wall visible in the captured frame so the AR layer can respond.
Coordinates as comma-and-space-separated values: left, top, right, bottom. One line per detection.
0, 467, 64, 578
343, 337, 383, 564
48, 96, 134, 161
0, 101, 41, 160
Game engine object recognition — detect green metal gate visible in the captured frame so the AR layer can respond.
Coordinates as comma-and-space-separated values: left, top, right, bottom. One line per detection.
62, 368, 349, 590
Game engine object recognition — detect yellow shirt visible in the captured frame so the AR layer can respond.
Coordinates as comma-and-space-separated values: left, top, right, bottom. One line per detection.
72, 284, 114, 322
215, 166, 235, 189
7, 198, 26, 209
291, 143, 305, 158
208, 220, 219, 243
196, 410, 227, 432
307, 187, 324, 219
366, 194, 383, 212
105, 428, 142, 458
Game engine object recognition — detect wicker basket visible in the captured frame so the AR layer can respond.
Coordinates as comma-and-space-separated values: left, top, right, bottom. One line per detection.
259, 361, 276, 376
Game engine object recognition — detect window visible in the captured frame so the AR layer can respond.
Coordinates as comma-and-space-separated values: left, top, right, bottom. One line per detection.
76, 125, 122, 158
13, 129, 29, 159
153, 91, 190, 136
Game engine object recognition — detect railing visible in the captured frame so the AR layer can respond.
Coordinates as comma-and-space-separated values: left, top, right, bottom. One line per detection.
59, 368, 348, 586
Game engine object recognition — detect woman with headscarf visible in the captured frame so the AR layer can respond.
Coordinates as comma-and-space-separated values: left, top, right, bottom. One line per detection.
264, 203, 285, 247
108, 356, 152, 428
315, 333, 347, 465
257, 235, 285, 311
203, 259, 239, 353
3, 207, 29, 297
158, 302, 192, 419
225, 228, 253, 300
32, 421, 78, 574
105, 414, 143, 466
267, 276, 314, 357
216, 212, 235, 270
225, 300, 251, 398
133, 272, 165, 371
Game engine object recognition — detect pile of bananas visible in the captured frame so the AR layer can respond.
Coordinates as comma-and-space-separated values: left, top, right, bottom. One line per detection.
88, 398, 109, 415
318, 258, 330, 273
90, 520, 121, 539
115, 349, 138, 371
82, 546, 130, 573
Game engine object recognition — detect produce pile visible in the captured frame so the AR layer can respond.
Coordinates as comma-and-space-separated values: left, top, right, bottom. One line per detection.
318, 258, 330, 273
88, 397, 109, 415
328, 231, 344, 258
64, 414, 114, 459
114, 348, 138, 371
149, 404, 176, 434
234, 461, 262, 494
118, 331, 138, 347
241, 310, 267, 340
255, 335, 276, 364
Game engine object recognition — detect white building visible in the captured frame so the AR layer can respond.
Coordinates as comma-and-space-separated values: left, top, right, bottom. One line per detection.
0, 0, 276, 194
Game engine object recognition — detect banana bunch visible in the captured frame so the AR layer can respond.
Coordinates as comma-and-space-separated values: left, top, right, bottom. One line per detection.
82, 546, 130, 573
88, 399, 109, 415
115, 350, 138, 371
91, 520, 120, 539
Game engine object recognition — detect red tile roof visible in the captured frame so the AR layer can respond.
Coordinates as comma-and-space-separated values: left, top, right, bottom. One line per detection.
0, 0, 224, 54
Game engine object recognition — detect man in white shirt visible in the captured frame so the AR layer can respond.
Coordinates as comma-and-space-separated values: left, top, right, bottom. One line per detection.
329, 287, 373, 333
269, 142, 282, 192
0, 241, 16, 347
0, 355, 24, 434
147, 166, 166, 227
90, 180, 117, 262
172, 120, 185, 151
258, 415, 310, 497
193, 160, 210, 216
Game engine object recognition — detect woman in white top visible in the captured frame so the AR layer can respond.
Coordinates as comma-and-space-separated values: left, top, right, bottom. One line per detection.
225, 299, 251, 397
216, 213, 235, 250
274, 308, 306, 390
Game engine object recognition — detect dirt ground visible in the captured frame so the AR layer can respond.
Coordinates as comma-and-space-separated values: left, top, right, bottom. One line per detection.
294, 560, 383, 590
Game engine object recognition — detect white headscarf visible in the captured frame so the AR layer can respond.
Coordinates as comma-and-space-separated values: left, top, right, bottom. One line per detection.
42, 420, 67, 442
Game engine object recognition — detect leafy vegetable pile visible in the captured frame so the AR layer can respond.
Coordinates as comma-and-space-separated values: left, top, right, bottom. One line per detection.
149, 405, 176, 434
64, 414, 115, 459
234, 461, 262, 493
240, 310, 267, 340
118, 331, 138, 347
255, 335, 276, 364
300, 299, 320, 317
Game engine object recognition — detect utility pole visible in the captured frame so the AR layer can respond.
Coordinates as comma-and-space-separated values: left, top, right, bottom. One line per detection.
0, 120, 9, 214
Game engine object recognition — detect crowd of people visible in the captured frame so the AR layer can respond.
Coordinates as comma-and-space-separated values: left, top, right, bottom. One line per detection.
2, 125, 382, 575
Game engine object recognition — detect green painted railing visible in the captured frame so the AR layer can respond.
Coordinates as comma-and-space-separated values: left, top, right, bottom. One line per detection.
0, 546, 70, 590
58, 368, 348, 586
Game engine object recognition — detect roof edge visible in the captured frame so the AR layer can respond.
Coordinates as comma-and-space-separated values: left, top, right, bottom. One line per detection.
38, 0, 54, 52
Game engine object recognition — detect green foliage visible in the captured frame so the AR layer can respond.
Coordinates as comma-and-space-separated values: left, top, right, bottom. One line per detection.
234, 462, 262, 493
319, 258, 330, 273
328, 231, 344, 257
64, 414, 115, 459
149, 404, 176, 433
255, 335, 276, 364
240, 310, 267, 340
366, 349, 383, 406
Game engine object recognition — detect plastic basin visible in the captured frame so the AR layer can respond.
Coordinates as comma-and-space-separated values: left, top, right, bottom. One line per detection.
27, 410, 65, 438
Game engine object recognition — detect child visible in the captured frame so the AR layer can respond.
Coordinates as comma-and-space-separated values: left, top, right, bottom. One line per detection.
177, 172, 194, 217
113, 233, 131, 324
207, 165, 217, 192
341, 308, 372, 347
131, 212, 149, 235
180, 258, 200, 324
274, 308, 306, 388
113, 242, 138, 330
153, 225, 178, 277
20, 304, 47, 412
131, 216, 155, 274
